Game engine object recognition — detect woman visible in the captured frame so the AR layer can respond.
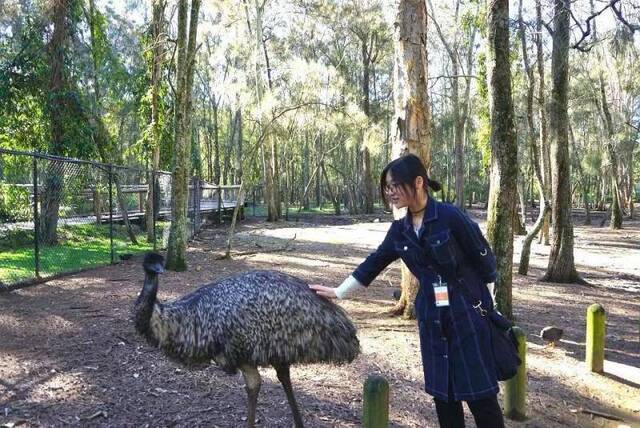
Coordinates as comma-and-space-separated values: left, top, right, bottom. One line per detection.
311, 154, 505, 428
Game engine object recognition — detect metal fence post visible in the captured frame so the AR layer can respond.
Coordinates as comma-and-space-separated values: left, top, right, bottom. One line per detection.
32, 157, 40, 278
108, 164, 114, 264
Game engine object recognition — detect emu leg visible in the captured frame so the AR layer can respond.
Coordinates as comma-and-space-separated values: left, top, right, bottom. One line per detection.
240, 365, 262, 428
274, 364, 304, 428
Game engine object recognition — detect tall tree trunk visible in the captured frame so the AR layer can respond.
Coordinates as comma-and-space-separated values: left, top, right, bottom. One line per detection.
302, 134, 310, 210
485, 0, 518, 320
361, 37, 375, 214
145, 0, 166, 243
569, 124, 591, 225
213, 104, 220, 183
234, 107, 243, 184
315, 135, 322, 208
428, 0, 465, 208
536, 0, 551, 246
598, 74, 623, 229
41, 0, 71, 245
390, 0, 431, 320
542, 0, 581, 283
518, 0, 550, 275
166, 0, 201, 271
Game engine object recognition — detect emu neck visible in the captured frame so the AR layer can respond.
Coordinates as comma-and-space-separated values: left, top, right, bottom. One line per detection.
134, 273, 160, 337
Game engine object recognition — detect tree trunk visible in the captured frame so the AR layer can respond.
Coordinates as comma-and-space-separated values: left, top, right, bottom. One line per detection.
234, 107, 243, 184
428, 0, 465, 208
41, 0, 71, 245
166, 0, 201, 271
485, 0, 518, 320
302, 134, 310, 210
536, 0, 551, 246
361, 38, 374, 214
598, 74, 623, 229
542, 0, 581, 284
390, 0, 431, 320
145, 0, 166, 243
213, 105, 221, 183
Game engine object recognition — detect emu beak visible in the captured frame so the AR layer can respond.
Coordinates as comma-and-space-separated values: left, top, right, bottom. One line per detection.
146, 263, 164, 274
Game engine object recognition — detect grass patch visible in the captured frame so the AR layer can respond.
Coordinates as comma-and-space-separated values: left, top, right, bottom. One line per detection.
0, 222, 163, 286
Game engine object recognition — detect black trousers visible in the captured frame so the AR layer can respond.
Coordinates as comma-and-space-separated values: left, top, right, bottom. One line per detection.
433, 394, 505, 428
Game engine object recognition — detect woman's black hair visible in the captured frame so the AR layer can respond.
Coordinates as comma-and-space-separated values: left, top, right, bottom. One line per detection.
379, 153, 442, 207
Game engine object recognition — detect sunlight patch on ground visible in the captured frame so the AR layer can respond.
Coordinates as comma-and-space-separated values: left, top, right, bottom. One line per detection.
27, 371, 86, 403
526, 345, 640, 416
237, 222, 391, 248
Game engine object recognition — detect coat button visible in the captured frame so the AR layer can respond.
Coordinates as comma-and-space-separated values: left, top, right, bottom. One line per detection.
443, 354, 448, 359
436, 240, 440, 244
403, 246, 408, 251
434, 320, 440, 325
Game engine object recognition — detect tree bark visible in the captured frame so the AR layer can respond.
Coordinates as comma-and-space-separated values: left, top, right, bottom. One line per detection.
536, 0, 551, 246
390, 0, 431, 319
145, 0, 166, 243
485, 0, 518, 320
360, 35, 376, 214
41, 0, 71, 245
598, 74, 623, 229
166, 0, 201, 271
542, 0, 581, 283
517, 0, 550, 275
428, 0, 466, 208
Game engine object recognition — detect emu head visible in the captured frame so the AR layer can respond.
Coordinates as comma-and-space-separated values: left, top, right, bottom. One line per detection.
143, 252, 165, 275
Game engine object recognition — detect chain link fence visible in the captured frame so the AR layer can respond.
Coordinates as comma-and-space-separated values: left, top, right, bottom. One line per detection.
0, 149, 242, 290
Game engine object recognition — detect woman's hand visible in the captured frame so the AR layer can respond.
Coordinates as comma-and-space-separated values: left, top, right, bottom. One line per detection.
309, 284, 338, 299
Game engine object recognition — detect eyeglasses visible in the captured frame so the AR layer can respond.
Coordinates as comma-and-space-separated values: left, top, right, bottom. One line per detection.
384, 182, 403, 195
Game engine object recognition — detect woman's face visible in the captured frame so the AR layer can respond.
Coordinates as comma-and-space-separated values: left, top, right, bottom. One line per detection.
385, 172, 414, 209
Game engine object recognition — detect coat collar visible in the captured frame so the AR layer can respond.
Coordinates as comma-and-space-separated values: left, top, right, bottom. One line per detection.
402, 196, 439, 232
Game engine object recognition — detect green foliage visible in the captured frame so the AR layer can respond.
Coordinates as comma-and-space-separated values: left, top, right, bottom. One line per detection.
0, 184, 31, 222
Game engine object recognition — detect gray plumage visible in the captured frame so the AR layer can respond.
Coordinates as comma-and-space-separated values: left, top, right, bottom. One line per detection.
133, 252, 359, 428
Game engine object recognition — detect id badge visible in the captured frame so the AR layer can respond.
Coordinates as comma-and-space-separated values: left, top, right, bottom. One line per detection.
433, 275, 449, 307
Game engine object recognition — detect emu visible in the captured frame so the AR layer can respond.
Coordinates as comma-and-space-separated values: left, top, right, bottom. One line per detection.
133, 253, 360, 427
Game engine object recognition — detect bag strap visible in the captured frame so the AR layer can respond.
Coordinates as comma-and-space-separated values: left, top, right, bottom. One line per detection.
402, 222, 491, 317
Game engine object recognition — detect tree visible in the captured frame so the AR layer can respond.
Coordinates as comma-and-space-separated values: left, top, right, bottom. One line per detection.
41, 0, 73, 245
542, 0, 582, 283
84, 0, 139, 245
517, 0, 550, 275
536, 0, 551, 245
145, 0, 167, 243
390, 0, 431, 319
485, 0, 517, 319
427, 0, 478, 209
166, 0, 202, 271
598, 73, 623, 229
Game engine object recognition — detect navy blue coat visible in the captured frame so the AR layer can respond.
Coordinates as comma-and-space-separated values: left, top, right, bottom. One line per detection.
352, 198, 499, 402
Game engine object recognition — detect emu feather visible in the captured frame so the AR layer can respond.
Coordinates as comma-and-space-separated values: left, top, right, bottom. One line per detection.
133, 252, 359, 428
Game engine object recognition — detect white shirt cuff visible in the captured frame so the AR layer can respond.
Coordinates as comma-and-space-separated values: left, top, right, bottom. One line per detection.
334, 275, 365, 299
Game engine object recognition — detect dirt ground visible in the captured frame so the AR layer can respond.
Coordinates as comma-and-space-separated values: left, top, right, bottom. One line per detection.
1, 208, 639, 428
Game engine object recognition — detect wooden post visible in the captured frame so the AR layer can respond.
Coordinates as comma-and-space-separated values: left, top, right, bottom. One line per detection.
363, 375, 389, 428
586, 304, 605, 373
504, 326, 527, 421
